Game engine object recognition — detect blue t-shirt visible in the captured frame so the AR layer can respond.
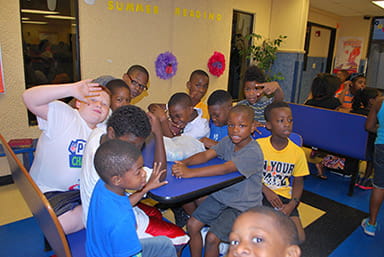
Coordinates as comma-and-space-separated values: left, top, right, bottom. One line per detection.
208, 120, 228, 142
86, 180, 142, 257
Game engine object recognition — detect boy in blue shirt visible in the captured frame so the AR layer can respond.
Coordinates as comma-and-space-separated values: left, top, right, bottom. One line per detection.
87, 140, 176, 257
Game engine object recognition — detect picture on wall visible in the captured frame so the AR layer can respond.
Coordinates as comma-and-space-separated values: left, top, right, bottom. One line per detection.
334, 37, 363, 73
0, 45, 4, 94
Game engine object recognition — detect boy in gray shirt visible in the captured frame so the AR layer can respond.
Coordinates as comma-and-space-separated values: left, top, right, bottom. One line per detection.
172, 105, 264, 257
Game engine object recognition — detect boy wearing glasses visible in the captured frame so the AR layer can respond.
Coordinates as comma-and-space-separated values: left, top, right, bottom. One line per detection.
123, 65, 149, 101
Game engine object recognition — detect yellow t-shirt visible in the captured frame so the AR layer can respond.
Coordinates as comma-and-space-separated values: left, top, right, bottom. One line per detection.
195, 101, 209, 120
256, 136, 309, 199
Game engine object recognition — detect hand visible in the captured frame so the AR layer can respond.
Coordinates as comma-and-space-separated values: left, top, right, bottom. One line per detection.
72, 79, 102, 104
262, 81, 279, 95
149, 104, 168, 122
199, 137, 218, 148
280, 201, 295, 216
264, 190, 283, 210
172, 161, 191, 178
142, 162, 167, 192
147, 112, 162, 135
253, 122, 265, 135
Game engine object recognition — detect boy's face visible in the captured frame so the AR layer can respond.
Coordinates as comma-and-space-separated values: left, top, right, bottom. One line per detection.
187, 74, 209, 105
228, 212, 298, 257
336, 71, 348, 83
244, 81, 265, 105
123, 70, 148, 99
351, 77, 366, 94
266, 107, 293, 139
77, 90, 111, 128
107, 128, 146, 150
118, 156, 147, 191
110, 87, 131, 111
168, 104, 194, 129
208, 103, 232, 127
227, 111, 255, 148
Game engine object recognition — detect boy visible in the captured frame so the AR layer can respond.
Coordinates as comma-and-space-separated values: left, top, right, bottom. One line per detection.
257, 101, 309, 243
200, 90, 233, 149
87, 139, 177, 257
122, 65, 150, 101
236, 65, 284, 125
105, 79, 131, 111
228, 206, 301, 257
187, 69, 210, 119
81, 105, 189, 246
336, 73, 366, 111
22, 79, 111, 234
172, 105, 264, 257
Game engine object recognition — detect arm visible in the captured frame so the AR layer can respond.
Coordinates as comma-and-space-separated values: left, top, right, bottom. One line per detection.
148, 104, 177, 138
146, 112, 166, 171
335, 81, 351, 103
172, 160, 237, 178
200, 137, 219, 148
22, 79, 101, 120
261, 81, 284, 101
366, 98, 383, 133
281, 176, 304, 216
262, 184, 283, 209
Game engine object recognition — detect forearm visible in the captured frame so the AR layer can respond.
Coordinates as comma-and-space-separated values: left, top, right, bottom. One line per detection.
128, 190, 147, 206
185, 162, 237, 177
152, 131, 167, 170
182, 150, 214, 166
273, 85, 284, 101
160, 119, 174, 138
291, 177, 304, 202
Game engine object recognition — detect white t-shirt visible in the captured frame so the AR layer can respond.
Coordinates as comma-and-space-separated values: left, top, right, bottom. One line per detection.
80, 127, 150, 238
182, 108, 210, 139
30, 101, 92, 193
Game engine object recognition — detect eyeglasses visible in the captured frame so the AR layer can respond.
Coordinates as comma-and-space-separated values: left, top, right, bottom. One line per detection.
127, 74, 148, 91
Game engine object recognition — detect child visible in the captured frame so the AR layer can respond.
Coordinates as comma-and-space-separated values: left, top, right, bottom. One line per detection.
228, 206, 301, 257
172, 105, 264, 257
200, 90, 233, 149
80, 105, 189, 246
257, 101, 309, 243
122, 65, 150, 101
236, 65, 284, 126
362, 95, 384, 236
87, 139, 177, 257
105, 79, 131, 111
336, 73, 366, 111
22, 79, 111, 234
187, 69, 210, 119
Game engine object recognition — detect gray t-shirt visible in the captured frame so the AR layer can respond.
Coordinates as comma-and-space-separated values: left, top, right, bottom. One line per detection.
211, 136, 264, 211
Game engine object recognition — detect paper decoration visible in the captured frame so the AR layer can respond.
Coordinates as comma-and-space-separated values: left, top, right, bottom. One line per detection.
208, 51, 225, 77
155, 52, 178, 80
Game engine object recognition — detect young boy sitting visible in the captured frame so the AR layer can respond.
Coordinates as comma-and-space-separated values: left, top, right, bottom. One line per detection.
87, 139, 177, 257
257, 101, 309, 243
200, 90, 233, 148
172, 105, 264, 257
80, 105, 189, 246
236, 65, 284, 126
105, 79, 131, 111
228, 206, 301, 257
22, 79, 111, 234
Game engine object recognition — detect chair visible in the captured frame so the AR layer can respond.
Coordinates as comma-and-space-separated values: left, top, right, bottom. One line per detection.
252, 126, 303, 146
0, 134, 85, 257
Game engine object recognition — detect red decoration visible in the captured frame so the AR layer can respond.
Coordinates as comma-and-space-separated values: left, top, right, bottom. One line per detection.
207, 51, 225, 77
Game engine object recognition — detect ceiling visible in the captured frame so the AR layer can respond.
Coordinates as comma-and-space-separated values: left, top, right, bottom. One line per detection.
310, 0, 384, 17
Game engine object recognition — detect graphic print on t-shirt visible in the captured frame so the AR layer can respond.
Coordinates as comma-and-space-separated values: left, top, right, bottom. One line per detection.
68, 139, 86, 168
263, 160, 294, 189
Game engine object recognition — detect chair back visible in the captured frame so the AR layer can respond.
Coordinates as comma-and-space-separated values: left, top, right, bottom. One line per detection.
252, 127, 303, 146
0, 134, 72, 257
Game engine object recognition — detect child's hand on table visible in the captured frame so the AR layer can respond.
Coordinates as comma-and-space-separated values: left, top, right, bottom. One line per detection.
172, 161, 192, 178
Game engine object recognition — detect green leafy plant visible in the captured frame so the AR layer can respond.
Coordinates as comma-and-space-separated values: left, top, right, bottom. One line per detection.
241, 33, 287, 81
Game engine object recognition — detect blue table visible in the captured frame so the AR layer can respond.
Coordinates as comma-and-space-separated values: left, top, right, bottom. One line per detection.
0, 139, 37, 171
148, 158, 244, 204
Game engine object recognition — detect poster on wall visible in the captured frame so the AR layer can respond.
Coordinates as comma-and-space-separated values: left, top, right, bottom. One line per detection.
333, 37, 363, 74
0, 45, 4, 94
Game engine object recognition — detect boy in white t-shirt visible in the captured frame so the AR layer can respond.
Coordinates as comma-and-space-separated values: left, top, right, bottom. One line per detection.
22, 80, 111, 234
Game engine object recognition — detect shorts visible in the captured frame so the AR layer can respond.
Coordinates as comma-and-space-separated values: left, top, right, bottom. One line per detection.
192, 196, 241, 242
44, 190, 81, 217
373, 144, 384, 189
262, 194, 299, 217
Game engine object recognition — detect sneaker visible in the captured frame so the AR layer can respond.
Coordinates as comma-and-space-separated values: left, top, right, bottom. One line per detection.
361, 218, 377, 236
357, 178, 374, 190
171, 207, 190, 228
355, 176, 363, 187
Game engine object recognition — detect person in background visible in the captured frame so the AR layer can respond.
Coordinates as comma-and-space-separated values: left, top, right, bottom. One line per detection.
122, 65, 150, 101
336, 73, 366, 111
105, 79, 131, 111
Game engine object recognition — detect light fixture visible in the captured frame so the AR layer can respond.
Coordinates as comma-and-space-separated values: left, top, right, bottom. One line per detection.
372, 1, 384, 9
44, 15, 75, 20
22, 21, 48, 25
21, 9, 59, 15
21, 17, 30, 20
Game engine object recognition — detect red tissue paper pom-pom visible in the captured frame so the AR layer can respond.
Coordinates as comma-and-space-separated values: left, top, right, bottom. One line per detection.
207, 51, 225, 77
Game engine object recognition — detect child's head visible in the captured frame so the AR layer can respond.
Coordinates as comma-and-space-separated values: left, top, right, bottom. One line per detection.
243, 65, 267, 105
76, 86, 111, 129
264, 101, 293, 139
123, 65, 149, 99
105, 79, 131, 111
228, 206, 301, 257
94, 139, 146, 192
311, 73, 340, 99
336, 70, 349, 83
227, 105, 256, 147
106, 105, 151, 149
187, 69, 209, 106
349, 73, 366, 95
168, 92, 194, 129
92, 75, 116, 86
352, 87, 380, 113
207, 90, 233, 127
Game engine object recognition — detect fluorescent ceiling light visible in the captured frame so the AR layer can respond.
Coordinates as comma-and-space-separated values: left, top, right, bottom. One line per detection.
21, 9, 59, 15
22, 21, 48, 25
45, 15, 75, 20
21, 17, 30, 20
372, 1, 384, 9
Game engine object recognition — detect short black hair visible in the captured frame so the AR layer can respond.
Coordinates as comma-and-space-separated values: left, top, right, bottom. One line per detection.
229, 105, 254, 123
246, 206, 299, 245
244, 65, 266, 83
127, 65, 149, 79
348, 72, 365, 82
352, 87, 379, 113
189, 69, 209, 81
311, 73, 340, 99
105, 79, 130, 94
264, 101, 290, 122
207, 90, 232, 106
107, 105, 151, 139
94, 139, 141, 184
168, 92, 193, 108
